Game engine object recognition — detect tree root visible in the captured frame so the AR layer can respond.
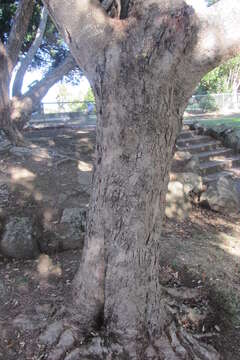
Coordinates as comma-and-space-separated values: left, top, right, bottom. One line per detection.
37, 285, 220, 360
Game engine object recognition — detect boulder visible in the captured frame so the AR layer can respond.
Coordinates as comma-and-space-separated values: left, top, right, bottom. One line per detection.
170, 172, 204, 196
200, 176, 240, 214
58, 208, 86, 250
0, 217, 40, 259
0, 130, 11, 154
165, 181, 192, 221
223, 129, 240, 152
184, 155, 200, 172
78, 170, 92, 195
174, 151, 192, 162
205, 124, 229, 139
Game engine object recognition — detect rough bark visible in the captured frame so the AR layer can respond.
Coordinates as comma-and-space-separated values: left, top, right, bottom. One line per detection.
41, 0, 240, 357
11, 54, 76, 130
12, 6, 49, 98
0, 41, 23, 145
6, 0, 35, 74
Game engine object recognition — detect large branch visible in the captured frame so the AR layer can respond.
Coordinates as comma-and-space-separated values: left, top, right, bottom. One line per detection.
11, 54, 76, 126
12, 6, 48, 98
191, 0, 240, 75
42, 0, 114, 73
6, 0, 35, 73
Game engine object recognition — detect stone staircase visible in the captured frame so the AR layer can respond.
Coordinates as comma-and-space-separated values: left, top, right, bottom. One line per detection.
177, 126, 240, 185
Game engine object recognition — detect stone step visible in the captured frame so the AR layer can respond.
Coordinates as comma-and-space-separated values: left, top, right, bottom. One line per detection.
177, 135, 212, 146
178, 130, 198, 140
197, 148, 234, 162
200, 155, 240, 175
177, 141, 221, 154
203, 171, 233, 185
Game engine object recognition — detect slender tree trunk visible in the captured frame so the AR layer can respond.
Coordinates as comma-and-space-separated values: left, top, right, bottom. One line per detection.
12, 6, 48, 98
0, 42, 23, 145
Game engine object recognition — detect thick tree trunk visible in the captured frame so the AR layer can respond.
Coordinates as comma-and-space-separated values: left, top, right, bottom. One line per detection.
72, 53, 185, 356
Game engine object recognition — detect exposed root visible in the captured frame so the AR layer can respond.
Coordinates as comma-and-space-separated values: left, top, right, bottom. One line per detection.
38, 284, 220, 360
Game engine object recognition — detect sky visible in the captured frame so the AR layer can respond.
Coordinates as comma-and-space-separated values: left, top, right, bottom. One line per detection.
18, 0, 208, 105
21, 70, 91, 104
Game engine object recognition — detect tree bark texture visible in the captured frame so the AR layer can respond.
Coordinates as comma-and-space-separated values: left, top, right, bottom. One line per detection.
68, 4, 202, 356
6, 0, 35, 73
12, 6, 49, 98
0, 42, 23, 144
39, 0, 240, 357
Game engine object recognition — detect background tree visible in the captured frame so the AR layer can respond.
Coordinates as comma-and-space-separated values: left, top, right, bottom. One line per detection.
40, 0, 240, 358
0, 0, 78, 144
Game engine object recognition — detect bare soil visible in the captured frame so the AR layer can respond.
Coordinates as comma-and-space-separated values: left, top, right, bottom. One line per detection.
0, 126, 239, 359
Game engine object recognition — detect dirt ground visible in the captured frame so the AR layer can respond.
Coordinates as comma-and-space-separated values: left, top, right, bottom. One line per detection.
0, 126, 239, 359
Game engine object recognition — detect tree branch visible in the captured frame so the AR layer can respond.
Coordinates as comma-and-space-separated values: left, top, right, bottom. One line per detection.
191, 0, 240, 75
12, 54, 76, 124
6, 0, 35, 73
42, 0, 114, 73
12, 6, 49, 98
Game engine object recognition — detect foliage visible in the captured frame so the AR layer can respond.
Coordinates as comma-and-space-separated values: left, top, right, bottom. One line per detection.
0, 0, 78, 75
197, 55, 240, 95
56, 84, 95, 113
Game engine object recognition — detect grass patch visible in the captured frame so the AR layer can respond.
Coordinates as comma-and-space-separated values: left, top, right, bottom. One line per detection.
185, 115, 240, 129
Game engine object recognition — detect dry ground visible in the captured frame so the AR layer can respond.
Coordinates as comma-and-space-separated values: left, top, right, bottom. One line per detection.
0, 126, 239, 359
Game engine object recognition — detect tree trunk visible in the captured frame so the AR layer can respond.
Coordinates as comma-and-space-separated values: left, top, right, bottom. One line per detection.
12, 6, 48, 98
72, 47, 186, 356
40, 0, 240, 357
0, 41, 24, 145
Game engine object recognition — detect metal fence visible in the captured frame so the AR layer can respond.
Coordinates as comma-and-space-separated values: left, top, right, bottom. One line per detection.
186, 92, 240, 114
37, 101, 96, 115
36, 93, 240, 118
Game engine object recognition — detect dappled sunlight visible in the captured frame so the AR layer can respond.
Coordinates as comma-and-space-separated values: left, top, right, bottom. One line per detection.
78, 160, 93, 172
76, 130, 89, 135
37, 254, 62, 279
211, 233, 240, 258
43, 208, 56, 223
33, 190, 43, 201
9, 166, 36, 182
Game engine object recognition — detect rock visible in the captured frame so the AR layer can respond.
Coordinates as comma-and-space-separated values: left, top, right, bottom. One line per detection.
56, 208, 87, 250
39, 321, 65, 346
169, 172, 204, 199
47, 329, 75, 360
13, 314, 42, 331
224, 129, 240, 151
0, 130, 11, 154
174, 151, 192, 162
200, 176, 240, 214
165, 181, 191, 221
0, 184, 9, 208
9, 147, 34, 157
175, 172, 204, 195
205, 124, 229, 139
184, 155, 200, 172
65, 349, 82, 360
78, 170, 92, 194
0, 217, 40, 259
